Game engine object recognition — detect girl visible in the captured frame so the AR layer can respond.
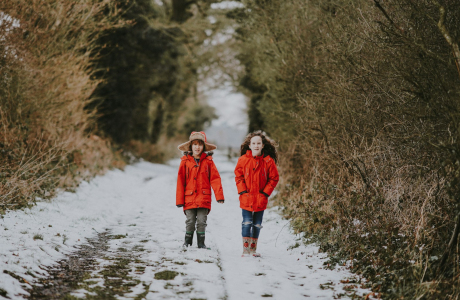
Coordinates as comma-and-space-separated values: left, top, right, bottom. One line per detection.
176, 131, 225, 248
234, 130, 279, 257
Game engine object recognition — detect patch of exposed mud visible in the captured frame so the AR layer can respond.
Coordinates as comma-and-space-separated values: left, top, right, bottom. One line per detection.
22, 226, 227, 300
25, 231, 152, 299
26, 231, 111, 299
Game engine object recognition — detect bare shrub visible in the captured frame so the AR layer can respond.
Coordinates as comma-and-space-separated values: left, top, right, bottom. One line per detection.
238, 0, 460, 297
0, 1, 120, 210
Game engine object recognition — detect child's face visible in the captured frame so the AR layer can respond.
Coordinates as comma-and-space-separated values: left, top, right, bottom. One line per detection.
249, 136, 263, 156
191, 140, 204, 157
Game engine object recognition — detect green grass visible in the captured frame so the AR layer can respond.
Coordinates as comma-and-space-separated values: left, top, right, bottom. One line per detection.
154, 271, 179, 280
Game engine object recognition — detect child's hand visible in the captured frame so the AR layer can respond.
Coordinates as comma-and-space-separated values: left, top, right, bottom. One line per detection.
176, 204, 184, 208
217, 200, 224, 204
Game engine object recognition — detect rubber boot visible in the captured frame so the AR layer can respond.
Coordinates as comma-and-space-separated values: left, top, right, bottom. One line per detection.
250, 237, 260, 257
197, 232, 207, 249
242, 237, 251, 257
183, 231, 193, 247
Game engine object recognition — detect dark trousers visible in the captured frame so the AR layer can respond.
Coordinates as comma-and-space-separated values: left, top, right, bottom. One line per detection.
185, 208, 208, 233
242, 209, 264, 239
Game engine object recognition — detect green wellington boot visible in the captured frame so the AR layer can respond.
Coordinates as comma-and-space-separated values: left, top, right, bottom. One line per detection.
197, 232, 207, 249
183, 231, 194, 247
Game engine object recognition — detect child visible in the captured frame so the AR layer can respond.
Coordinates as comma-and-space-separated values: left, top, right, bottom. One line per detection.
234, 130, 279, 257
176, 131, 225, 248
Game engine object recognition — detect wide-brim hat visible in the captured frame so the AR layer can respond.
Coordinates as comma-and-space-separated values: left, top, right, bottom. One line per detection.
178, 131, 217, 152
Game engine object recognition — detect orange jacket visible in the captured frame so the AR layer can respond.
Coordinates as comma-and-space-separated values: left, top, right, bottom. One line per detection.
234, 150, 279, 212
176, 152, 224, 212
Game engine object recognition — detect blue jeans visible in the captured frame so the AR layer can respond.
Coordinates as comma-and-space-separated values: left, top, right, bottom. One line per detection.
242, 209, 264, 239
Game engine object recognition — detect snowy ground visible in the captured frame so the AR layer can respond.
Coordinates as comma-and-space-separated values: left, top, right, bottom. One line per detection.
0, 152, 373, 299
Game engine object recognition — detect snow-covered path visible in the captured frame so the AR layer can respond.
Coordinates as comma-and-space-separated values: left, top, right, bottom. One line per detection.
0, 152, 370, 299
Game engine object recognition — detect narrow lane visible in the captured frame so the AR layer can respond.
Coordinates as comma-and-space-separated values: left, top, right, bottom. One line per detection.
1, 152, 370, 299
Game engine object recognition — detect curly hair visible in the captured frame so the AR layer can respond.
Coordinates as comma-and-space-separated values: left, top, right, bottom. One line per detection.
240, 130, 278, 163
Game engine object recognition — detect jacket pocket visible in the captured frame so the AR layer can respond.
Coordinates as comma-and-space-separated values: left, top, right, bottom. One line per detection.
239, 192, 250, 207
257, 193, 268, 210
185, 189, 194, 206
201, 189, 212, 205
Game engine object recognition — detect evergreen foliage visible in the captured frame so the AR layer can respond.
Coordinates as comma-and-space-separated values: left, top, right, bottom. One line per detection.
90, 0, 219, 154
91, 0, 191, 144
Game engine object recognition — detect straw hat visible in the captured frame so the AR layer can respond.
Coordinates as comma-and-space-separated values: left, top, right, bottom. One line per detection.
178, 131, 217, 152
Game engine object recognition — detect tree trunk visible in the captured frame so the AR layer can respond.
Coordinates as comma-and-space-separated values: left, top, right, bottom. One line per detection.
171, 0, 193, 23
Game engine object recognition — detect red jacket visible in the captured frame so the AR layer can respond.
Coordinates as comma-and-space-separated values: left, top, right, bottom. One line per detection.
176, 152, 224, 212
234, 150, 279, 212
